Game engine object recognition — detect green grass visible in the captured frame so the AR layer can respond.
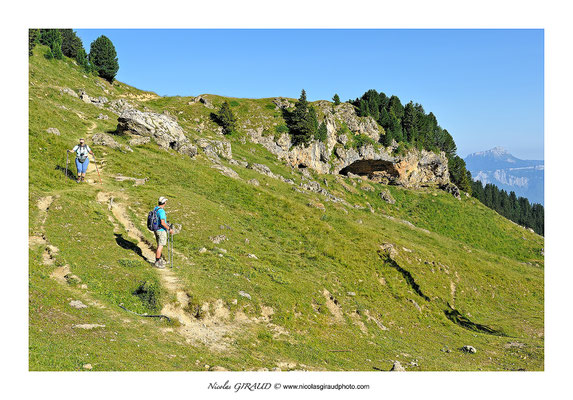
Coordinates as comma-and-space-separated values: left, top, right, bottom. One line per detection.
29, 45, 544, 371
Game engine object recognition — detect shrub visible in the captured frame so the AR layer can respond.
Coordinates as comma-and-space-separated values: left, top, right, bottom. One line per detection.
133, 280, 161, 313
213, 101, 237, 134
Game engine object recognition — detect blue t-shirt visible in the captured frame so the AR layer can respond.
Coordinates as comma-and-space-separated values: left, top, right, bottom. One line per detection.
155, 206, 167, 231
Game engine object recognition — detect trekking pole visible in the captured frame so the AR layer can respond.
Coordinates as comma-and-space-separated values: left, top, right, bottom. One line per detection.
92, 153, 103, 185
64, 151, 69, 180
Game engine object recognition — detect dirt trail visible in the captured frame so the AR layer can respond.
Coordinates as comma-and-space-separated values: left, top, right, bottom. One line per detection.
96, 190, 254, 351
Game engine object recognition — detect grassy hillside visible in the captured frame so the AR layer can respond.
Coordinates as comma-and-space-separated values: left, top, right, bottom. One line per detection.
29, 45, 544, 371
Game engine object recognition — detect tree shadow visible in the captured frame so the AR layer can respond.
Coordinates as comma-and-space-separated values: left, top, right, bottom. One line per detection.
114, 233, 146, 261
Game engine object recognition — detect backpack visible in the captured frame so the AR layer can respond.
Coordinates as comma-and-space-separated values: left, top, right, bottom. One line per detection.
147, 207, 161, 231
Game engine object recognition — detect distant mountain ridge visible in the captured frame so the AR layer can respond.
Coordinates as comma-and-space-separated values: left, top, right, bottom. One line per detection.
465, 147, 544, 205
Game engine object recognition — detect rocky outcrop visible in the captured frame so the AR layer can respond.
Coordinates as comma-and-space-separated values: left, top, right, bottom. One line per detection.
91, 132, 132, 152
188, 95, 215, 109
196, 138, 232, 160
116, 108, 193, 155
338, 147, 450, 188
440, 183, 461, 199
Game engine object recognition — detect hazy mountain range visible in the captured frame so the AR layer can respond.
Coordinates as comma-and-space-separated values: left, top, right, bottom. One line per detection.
464, 147, 544, 205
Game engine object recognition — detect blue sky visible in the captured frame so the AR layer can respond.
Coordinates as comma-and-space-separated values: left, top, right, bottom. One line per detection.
76, 29, 544, 160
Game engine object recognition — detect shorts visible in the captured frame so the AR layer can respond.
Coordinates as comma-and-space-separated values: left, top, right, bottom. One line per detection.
76, 158, 89, 173
155, 230, 167, 246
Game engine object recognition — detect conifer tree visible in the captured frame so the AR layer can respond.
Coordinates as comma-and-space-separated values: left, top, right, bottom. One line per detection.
288, 89, 317, 146
89, 35, 119, 83
332, 94, 341, 105
60, 29, 84, 59
215, 101, 237, 134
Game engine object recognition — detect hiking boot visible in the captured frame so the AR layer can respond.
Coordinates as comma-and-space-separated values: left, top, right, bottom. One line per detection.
154, 260, 165, 269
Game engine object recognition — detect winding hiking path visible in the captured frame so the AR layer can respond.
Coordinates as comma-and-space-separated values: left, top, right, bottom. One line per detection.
95, 190, 247, 351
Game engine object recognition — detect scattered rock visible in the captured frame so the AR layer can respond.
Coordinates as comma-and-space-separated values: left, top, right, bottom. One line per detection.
189, 95, 215, 109
461, 345, 477, 354
247, 254, 258, 259
196, 138, 232, 160
61, 87, 78, 98
229, 159, 248, 168
273, 97, 294, 109
92, 132, 133, 152
308, 202, 325, 211
380, 243, 398, 259
239, 291, 251, 300
209, 366, 228, 371
97, 113, 109, 120
128, 136, 151, 147
247, 178, 260, 186
379, 189, 396, 204
210, 235, 227, 244
82, 364, 93, 370
72, 324, 105, 330
211, 164, 240, 179
46, 127, 60, 136
69, 300, 88, 309
347, 292, 356, 297
114, 175, 148, 186
440, 183, 461, 199
390, 361, 406, 371
198, 247, 207, 254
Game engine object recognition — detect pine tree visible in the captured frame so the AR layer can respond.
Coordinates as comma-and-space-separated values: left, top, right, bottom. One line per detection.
76, 47, 91, 72
332, 94, 341, 105
403, 101, 417, 143
29, 29, 40, 56
316, 121, 327, 142
89, 35, 119, 83
60, 29, 84, 59
39, 29, 62, 60
288, 89, 317, 146
215, 101, 237, 134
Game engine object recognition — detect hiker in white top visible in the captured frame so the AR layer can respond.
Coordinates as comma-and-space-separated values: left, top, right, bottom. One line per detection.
67, 138, 94, 183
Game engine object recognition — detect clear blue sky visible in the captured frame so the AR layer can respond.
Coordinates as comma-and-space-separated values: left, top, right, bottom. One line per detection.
76, 29, 544, 160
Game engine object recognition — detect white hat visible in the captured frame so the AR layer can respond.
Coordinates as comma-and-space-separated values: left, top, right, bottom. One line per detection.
158, 196, 168, 204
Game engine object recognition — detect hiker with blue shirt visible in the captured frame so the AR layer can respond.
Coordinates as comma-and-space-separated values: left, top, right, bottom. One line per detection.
67, 138, 93, 183
153, 196, 174, 268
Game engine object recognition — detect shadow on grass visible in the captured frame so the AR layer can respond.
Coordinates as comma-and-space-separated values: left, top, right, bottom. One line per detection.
114, 233, 145, 261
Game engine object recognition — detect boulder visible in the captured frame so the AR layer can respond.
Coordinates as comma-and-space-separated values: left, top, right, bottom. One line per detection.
390, 361, 406, 371
461, 345, 477, 354
440, 183, 461, 199
379, 189, 396, 204
196, 138, 232, 160
91, 132, 133, 152
211, 164, 240, 180
273, 97, 294, 109
116, 108, 192, 155
189, 95, 215, 109
210, 234, 227, 244
61, 87, 78, 98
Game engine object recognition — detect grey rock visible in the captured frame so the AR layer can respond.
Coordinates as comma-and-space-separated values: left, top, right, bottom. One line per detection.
198, 247, 207, 254
247, 253, 258, 259
440, 183, 461, 199
128, 136, 151, 147
390, 361, 406, 371
69, 300, 88, 309
210, 234, 227, 244
196, 138, 232, 160
461, 345, 477, 354
97, 113, 109, 120
116, 108, 192, 156
211, 164, 240, 179
92, 132, 133, 152
46, 127, 60, 136
238, 291, 251, 300
178, 144, 198, 158
379, 189, 396, 204
247, 178, 260, 186
61, 87, 78, 98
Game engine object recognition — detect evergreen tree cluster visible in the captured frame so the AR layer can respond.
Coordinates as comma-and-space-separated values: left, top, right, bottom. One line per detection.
471, 180, 544, 235
29, 29, 119, 83
350, 89, 470, 192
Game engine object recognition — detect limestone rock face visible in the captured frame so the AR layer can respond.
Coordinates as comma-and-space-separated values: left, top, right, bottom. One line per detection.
116, 108, 190, 152
196, 138, 232, 160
